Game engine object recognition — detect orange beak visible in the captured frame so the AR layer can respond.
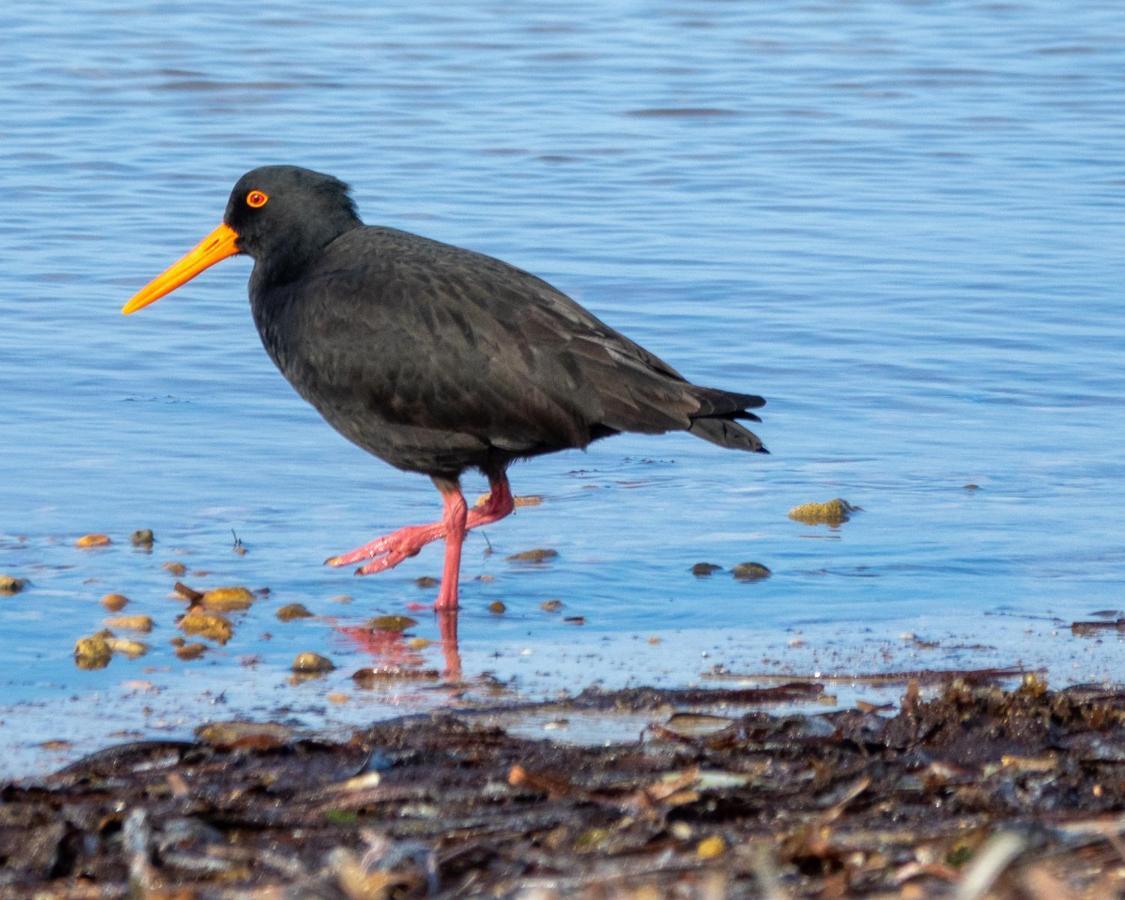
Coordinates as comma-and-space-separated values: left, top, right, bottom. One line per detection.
122, 223, 240, 314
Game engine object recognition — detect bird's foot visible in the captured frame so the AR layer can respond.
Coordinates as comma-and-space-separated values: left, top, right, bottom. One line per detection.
324, 522, 444, 575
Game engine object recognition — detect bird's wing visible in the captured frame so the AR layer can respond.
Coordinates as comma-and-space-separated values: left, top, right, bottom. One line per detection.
289, 229, 753, 454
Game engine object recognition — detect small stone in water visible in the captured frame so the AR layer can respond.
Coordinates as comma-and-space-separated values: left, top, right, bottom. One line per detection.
564, 616, 586, 625
105, 615, 153, 633
175, 642, 206, 660
540, 599, 563, 612
76, 533, 111, 549
506, 548, 558, 563
197, 721, 292, 750
200, 586, 255, 611
368, 615, 417, 633
179, 609, 233, 644
691, 562, 722, 576
407, 637, 432, 650
106, 637, 148, 658
0, 575, 28, 595
292, 651, 335, 673
100, 592, 129, 611
415, 576, 439, 588
130, 529, 155, 546
276, 603, 314, 621
787, 498, 857, 526
732, 562, 771, 581
74, 634, 112, 669
163, 561, 187, 577
488, 600, 507, 614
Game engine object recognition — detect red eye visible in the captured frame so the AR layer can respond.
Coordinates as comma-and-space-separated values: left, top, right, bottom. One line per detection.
246, 190, 269, 208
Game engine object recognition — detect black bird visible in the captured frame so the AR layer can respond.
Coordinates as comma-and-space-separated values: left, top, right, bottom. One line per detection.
123, 166, 766, 609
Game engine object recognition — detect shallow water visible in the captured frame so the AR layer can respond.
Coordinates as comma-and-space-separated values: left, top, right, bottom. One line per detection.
2, 1, 1123, 775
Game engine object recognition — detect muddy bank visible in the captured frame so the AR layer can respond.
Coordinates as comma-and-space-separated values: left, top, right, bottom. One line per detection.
1, 675, 1122, 898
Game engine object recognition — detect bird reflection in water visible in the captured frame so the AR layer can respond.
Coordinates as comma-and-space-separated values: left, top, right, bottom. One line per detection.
339, 610, 462, 682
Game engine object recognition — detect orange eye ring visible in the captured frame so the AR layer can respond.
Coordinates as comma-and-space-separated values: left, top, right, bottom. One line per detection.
246, 190, 269, 208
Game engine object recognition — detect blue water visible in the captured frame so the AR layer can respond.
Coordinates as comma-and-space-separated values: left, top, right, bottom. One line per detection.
2, 1, 1122, 772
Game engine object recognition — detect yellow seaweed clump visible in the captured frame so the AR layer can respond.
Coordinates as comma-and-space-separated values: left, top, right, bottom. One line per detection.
104, 615, 153, 633
74, 634, 112, 669
179, 609, 233, 644
788, 498, 857, 526
201, 586, 255, 611
105, 636, 148, 658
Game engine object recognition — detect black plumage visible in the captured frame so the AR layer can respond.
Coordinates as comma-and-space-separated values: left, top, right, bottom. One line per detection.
125, 165, 767, 609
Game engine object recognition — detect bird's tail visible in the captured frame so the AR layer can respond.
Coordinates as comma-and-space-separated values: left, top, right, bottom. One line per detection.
686, 387, 768, 453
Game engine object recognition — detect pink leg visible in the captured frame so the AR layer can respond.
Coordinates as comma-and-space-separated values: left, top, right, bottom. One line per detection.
436, 608, 461, 681
467, 473, 515, 530
435, 480, 468, 610
325, 521, 444, 573
325, 473, 516, 577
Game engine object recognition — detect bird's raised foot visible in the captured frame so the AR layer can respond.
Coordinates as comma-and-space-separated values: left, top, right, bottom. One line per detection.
324, 522, 444, 573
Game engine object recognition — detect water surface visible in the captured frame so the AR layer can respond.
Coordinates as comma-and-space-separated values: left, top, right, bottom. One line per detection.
2, 1, 1123, 775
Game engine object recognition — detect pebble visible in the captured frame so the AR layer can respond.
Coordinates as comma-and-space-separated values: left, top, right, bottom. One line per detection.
506, 548, 558, 563
130, 529, 155, 546
105, 637, 148, 658
731, 562, 771, 581
276, 603, 314, 621
200, 586, 255, 611
100, 593, 129, 611
292, 651, 335, 674
488, 600, 507, 614
74, 634, 112, 669
197, 721, 292, 750
368, 615, 417, 633
162, 561, 187, 577
540, 599, 563, 612
105, 615, 154, 633
76, 533, 111, 549
175, 642, 207, 661
696, 835, 727, 859
691, 562, 722, 576
179, 609, 233, 644
0, 575, 28, 595
787, 498, 857, 526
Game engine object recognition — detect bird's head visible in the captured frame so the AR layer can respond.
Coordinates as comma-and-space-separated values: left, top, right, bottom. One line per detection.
122, 165, 361, 314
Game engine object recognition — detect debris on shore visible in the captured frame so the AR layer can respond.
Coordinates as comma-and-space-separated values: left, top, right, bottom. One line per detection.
2, 676, 1120, 897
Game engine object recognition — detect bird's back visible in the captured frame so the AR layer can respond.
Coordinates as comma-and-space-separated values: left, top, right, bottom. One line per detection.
250, 225, 764, 477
